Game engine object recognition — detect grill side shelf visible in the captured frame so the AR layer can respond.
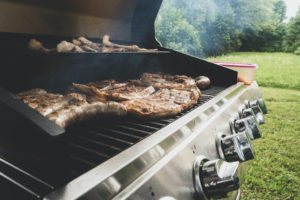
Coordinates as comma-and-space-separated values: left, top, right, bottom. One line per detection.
0, 86, 65, 137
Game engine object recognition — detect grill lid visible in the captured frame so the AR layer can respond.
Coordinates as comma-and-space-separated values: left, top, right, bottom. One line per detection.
0, 0, 163, 47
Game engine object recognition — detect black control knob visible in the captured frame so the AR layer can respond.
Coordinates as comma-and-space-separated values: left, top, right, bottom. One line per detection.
193, 156, 240, 199
216, 132, 254, 162
248, 98, 267, 114
234, 116, 261, 140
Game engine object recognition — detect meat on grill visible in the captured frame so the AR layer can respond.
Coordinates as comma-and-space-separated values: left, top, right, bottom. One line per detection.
57, 41, 85, 53
16, 89, 86, 116
70, 81, 156, 102
29, 35, 158, 53
16, 73, 208, 128
16, 88, 126, 128
122, 87, 201, 118
46, 101, 126, 128
88, 81, 156, 101
195, 76, 211, 89
139, 73, 197, 89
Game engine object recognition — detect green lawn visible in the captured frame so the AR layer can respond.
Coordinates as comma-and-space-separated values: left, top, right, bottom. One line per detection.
208, 52, 300, 90
209, 52, 300, 200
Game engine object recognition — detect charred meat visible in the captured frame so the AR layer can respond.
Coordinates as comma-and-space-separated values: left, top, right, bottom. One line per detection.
16, 73, 209, 128
139, 73, 197, 89
122, 87, 201, 118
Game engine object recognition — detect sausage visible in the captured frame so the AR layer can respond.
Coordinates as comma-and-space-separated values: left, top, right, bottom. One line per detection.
195, 76, 211, 89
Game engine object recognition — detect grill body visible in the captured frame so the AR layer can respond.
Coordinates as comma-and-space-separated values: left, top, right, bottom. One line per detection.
0, 1, 265, 199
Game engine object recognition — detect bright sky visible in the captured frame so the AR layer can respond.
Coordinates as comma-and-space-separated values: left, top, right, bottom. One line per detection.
283, 0, 300, 22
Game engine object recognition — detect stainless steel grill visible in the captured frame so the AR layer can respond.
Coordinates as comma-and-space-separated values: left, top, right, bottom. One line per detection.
0, 1, 267, 199
0, 87, 224, 199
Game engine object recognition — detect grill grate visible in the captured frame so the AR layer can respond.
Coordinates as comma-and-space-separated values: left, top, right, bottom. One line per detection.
0, 86, 225, 199
65, 87, 224, 177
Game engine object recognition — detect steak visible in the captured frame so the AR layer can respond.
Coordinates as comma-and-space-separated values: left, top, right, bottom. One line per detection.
122, 87, 201, 118
139, 73, 196, 89
16, 72, 206, 128
16, 89, 86, 116
16, 88, 126, 128
70, 81, 155, 101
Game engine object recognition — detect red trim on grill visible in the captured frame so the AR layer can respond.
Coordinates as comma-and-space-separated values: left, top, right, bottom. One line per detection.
212, 62, 258, 69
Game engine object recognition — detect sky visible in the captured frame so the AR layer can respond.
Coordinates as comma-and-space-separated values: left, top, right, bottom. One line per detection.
283, 0, 300, 22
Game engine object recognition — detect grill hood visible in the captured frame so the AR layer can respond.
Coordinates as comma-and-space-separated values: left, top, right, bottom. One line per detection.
0, 0, 163, 48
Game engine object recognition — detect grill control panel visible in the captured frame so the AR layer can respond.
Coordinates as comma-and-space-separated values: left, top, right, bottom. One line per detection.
110, 84, 267, 200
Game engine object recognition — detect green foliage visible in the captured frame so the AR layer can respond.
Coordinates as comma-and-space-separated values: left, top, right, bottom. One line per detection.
155, 4, 203, 57
295, 47, 300, 55
155, 0, 295, 57
283, 8, 300, 53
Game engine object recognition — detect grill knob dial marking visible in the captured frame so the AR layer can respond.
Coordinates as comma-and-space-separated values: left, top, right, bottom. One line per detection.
193, 156, 240, 199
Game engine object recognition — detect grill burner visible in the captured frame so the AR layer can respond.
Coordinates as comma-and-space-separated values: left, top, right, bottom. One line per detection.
0, 86, 225, 200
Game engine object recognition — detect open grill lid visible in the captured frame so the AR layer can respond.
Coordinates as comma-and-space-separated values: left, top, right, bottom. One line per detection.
0, 0, 163, 48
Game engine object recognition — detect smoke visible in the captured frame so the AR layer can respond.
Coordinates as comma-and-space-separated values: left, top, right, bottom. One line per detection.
155, 0, 280, 57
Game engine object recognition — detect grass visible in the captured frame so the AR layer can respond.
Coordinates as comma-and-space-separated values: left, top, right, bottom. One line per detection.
241, 87, 300, 200
208, 52, 300, 200
208, 52, 300, 90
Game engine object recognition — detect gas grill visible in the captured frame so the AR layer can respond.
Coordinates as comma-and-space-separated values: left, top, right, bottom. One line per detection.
0, 0, 267, 199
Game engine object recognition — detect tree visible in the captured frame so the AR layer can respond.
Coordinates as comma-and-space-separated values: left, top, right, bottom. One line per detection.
156, 6, 203, 57
155, 0, 288, 57
283, 7, 300, 53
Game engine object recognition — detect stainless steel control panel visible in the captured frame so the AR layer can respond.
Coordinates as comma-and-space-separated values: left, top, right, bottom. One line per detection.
113, 82, 266, 200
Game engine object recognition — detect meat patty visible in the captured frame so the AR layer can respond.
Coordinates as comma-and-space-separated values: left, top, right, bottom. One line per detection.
122, 87, 201, 118
139, 73, 196, 89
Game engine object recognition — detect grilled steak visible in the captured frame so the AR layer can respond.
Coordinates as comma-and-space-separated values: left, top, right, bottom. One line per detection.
16, 88, 126, 128
16, 72, 207, 128
122, 87, 201, 118
71, 81, 155, 101
16, 90, 86, 116
139, 73, 197, 89
47, 101, 126, 128
69, 83, 108, 102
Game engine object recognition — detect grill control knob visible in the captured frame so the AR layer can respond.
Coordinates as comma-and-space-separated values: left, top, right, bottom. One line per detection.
234, 116, 261, 140
247, 98, 267, 114
251, 105, 265, 124
240, 106, 264, 125
193, 156, 240, 199
216, 132, 254, 162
